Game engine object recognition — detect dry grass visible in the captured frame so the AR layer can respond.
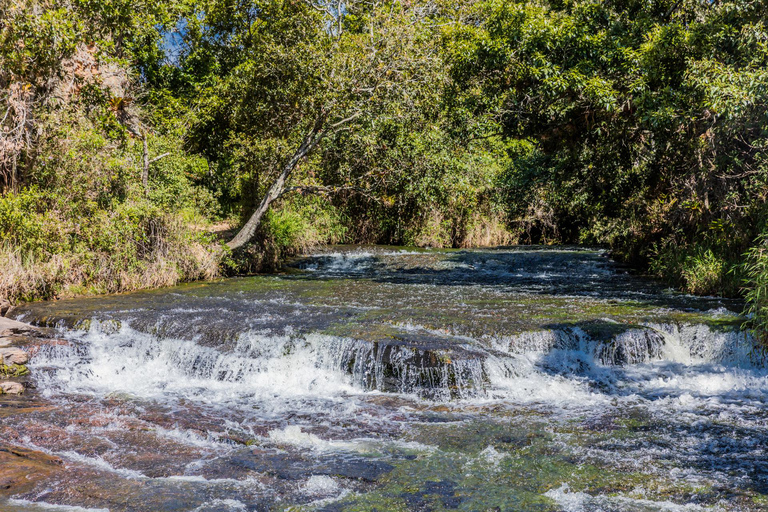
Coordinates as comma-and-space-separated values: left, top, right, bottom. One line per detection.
460, 213, 517, 248
0, 235, 222, 305
411, 211, 515, 248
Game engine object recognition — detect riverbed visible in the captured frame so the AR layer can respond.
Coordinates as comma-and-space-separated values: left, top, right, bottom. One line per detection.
2, 246, 767, 511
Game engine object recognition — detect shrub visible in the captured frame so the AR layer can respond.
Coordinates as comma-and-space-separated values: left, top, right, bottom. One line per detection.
743, 237, 768, 344
681, 249, 728, 296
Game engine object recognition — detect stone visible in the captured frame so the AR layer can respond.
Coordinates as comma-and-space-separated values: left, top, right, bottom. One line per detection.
0, 444, 63, 495
0, 348, 28, 365
0, 338, 11, 348
0, 382, 23, 395
0, 317, 37, 337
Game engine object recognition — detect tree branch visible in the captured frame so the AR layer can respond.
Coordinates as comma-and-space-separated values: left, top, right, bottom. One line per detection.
149, 152, 171, 164
328, 111, 362, 131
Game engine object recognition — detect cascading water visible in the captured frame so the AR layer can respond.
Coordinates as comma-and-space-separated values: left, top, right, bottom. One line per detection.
3, 247, 767, 511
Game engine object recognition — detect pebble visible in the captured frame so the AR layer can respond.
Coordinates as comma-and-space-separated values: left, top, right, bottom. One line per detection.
0, 347, 29, 365
0, 381, 24, 394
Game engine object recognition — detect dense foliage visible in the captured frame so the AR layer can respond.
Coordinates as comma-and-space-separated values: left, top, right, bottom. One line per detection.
444, 0, 768, 300
0, 0, 219, 300
2, 0, 768, 335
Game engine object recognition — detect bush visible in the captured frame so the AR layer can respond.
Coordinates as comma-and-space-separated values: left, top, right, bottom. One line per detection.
649, 235, 742, 297
743, 237, 768, 344
0, 207, 222, 303
264, 197, 347, 254
0, 188, 70, 257
0, 108, 225, 303
681, 249, 728, 296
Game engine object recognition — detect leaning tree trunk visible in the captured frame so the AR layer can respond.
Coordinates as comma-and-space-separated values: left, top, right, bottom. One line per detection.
226, 121, 325, 250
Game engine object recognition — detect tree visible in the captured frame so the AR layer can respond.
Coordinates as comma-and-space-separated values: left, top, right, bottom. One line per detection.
184, 0, 445, 249
0, 0, 183, 192
442, 0, 768, 279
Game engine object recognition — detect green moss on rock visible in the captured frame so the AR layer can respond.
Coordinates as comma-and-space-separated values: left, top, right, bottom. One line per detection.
0, 363, 29, 377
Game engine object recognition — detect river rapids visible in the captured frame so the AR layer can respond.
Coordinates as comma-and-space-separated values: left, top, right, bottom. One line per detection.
2, 247, 767, 511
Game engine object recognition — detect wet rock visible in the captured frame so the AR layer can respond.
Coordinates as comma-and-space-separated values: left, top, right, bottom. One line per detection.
0, 381, 24, 395
0, 347, 29, 365
402, 479, 466, 509
340, 330, 492, 398
0, 444, 64, 495
0, 317, 38, 337
229, 449, 394, 482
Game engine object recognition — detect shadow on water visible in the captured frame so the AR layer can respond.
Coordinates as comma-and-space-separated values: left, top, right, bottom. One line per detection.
288, 246, 738, 311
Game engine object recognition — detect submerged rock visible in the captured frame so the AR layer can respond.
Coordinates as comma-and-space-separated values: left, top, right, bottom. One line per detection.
0, 381, 24, 394
0, 444, 63, 495
340, 331, 490, 399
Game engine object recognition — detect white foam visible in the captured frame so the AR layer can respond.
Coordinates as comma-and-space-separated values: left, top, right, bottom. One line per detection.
154, 426, 222, 450
267, 426, 373, 453
58, 451, 147, 479
191, 499, 248, 512
267, 425, 334, 450
4, 500, 109, 512
478, 445, 505, 468
31, 323, 361, 404
165, 475, 265, 490
307, 251, 376, 274
301, 475, 341, 496
544, 484, 713, 511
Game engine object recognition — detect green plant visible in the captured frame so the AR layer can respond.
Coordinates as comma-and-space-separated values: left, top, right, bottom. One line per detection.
681, 249, 727, 296
743, 237, 768, 343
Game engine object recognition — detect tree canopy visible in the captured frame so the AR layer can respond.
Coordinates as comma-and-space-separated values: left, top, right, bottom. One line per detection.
2, 0, 768, 330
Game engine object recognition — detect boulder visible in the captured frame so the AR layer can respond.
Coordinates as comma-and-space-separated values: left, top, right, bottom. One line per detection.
0, 381, 23, 395
0, 348, 28, 365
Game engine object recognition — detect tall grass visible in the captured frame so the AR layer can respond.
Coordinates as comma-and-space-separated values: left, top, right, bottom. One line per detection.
0, 214, 221, 303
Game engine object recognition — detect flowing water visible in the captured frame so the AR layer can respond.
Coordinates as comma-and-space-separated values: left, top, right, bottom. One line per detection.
3, 246, 768, 511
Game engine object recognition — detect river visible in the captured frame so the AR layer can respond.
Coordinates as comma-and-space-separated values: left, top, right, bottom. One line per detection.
2, 246, 767, 511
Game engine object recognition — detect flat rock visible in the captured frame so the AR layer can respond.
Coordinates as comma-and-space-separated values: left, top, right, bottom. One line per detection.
0, 381, 24, 395
0, 317, 37, 337
0, 444, 63, 495
0, 348, 29, 365
229, 449, 394, 482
